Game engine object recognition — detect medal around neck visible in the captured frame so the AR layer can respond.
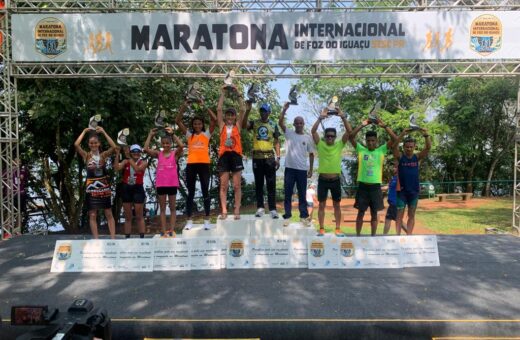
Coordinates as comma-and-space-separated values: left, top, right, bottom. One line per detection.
288, 86, 299, 105
246, 83, 259, 104
117, 128, 130, 146
409, 114, 421, 130
368, 101, 381, 124
88, 114, 102, 130
327, 96, 339, 115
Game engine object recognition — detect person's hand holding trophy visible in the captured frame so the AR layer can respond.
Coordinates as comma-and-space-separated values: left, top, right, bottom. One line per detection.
368, 101, 381, 125
288, 85, 299, 105
88, 114, 102, 130
117, 128, 130, 146
327, 96, 339, 115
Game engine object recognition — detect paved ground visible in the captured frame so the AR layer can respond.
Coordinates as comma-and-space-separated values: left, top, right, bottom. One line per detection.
0, 234, 519, 339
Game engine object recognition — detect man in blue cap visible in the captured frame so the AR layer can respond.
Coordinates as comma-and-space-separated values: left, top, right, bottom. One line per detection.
243, 102, 281, 218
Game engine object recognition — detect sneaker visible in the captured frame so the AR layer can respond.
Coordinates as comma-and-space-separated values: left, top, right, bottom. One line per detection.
204, 220, 214, 230
184, 220, 193, 231
270, 210, 279, 219
300, 217, 312, 226
317, 228, 325, 236
283, 218, 291, 227
334, 229, 345, 237
255, 208, 265, 217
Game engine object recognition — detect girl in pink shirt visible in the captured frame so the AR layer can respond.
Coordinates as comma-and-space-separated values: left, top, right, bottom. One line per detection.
144, 127, 184, 237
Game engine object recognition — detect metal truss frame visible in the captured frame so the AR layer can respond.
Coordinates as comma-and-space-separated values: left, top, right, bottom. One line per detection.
1, 0, 520, 239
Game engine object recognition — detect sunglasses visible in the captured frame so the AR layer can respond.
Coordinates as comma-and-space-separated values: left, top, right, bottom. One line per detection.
325, 135, 336, 139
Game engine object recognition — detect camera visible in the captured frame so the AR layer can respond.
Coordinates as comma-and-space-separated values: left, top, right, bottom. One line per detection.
11, 299, 111, 340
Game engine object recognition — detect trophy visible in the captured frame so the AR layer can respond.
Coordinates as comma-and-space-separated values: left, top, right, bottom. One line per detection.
246, 83, 259, 104
185, 82, 203, 104
155, 110, 169, 128
88, 114, 102, 130
288, 85, 299, 105
409, 114, 421, 130
368, 101, 381, 124
224, 70, 235, 92
327, 96, 339, 115
117, 128, 130, 146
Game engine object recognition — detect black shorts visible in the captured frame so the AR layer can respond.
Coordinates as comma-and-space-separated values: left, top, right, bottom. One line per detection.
217, 151, 244, 173
85, 194, 112, 210
385, 203, 397, 221
317, 176, 342, 202
354, 182, 384, 212
121, 184, 146, 204
156, 186, 178, 196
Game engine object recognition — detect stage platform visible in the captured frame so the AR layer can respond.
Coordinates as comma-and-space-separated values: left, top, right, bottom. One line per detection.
0, 232, 519, 339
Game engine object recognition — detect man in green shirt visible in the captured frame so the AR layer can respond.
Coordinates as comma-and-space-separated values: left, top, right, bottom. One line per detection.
311, 107, 351, 236
349, 119, 397, 236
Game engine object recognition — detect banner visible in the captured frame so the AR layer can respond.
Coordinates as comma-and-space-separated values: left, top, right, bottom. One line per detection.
51, 235, 440, 272
12, 11, 520, 62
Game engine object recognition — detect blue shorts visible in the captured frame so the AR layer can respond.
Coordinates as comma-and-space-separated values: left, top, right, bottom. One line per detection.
396, 191, 418, 209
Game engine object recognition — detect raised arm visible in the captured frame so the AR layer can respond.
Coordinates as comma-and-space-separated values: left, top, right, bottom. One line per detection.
337, 108, 351, 144
236, 87, 246, 132
113, 147, 126, 171
206, 106, 217, 134
393, 128, 411, 159
171, 133, 184, 162
97, 126, 117, 157
216, 86, 226, 130
144, 128, 160, 158
74, 127, 90, 160
349, 120, 370, 149
175, 101, 188, 135
377, 119, 398, 149
278, 102, 289, 133
311, 108, 328, 145
417, 128, 432, 161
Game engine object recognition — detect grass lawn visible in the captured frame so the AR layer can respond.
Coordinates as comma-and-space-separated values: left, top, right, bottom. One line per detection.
415, 198, 513, 234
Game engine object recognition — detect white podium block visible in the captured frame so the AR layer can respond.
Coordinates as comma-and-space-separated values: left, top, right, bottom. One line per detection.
251, 216, 285, 238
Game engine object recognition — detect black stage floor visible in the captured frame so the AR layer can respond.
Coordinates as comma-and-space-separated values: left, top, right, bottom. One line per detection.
0, 234, 519, 339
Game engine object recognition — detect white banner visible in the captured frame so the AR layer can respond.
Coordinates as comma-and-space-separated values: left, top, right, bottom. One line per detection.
12, 11, 520, 62
50, 235, 440, 272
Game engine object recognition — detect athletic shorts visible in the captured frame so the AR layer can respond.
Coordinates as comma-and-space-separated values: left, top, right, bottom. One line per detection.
317, 176, 342, 202
121, 184, 146, 204
156, 186, 178, 196
385, 203, 397, 221
217, 151, 244, 173
307, 201, 314, 208
396, 191, 419, 209
354, 182, 384, 212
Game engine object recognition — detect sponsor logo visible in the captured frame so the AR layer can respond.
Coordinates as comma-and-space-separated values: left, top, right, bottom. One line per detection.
340, 241, 355, 257
470, 14, 502, 56
229, 240, 244, 258
310, 241, 324, 257
35, 17, 67, 58
57, 244, 72, 260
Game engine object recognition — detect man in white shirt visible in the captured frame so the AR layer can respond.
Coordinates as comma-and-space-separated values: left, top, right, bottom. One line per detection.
279, 102, 316, 225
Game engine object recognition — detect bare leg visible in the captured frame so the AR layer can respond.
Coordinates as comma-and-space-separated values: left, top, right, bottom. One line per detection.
333, 200, 341, 231
396, 208, 405, 235
134, 203, 145, 234
383, 218, 392, 235
219, 172, 230, 216
89, 210, 99, 239
370, 210, 378, 236
318, 200, 326, 231
104, 208, 116, 239
406, 205, 417, 235
232, 171, 242, 216
123, 202, 133, 235
158, 194, 167, 234
356, 210, 365, 236
168, 195, 177, 231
